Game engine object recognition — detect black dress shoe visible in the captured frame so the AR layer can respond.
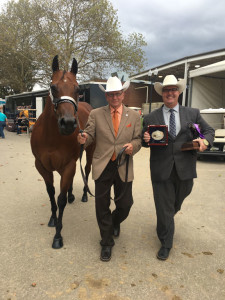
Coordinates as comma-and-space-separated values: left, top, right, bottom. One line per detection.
113, 224, 120, 238
157, 247, 171, 260
100, 246, 112, 262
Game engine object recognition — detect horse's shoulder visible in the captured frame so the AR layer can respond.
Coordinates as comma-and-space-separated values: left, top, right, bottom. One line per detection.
78, 102, 93, 113
79, 101, 92, 108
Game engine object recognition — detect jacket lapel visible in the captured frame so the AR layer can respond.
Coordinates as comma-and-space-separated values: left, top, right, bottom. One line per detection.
176, 106, 188, 138
117, 105, 129, 138
104, 104, 130, 139
157, 106, 166, 125
158, 105, 175, 141
103, 105, 115, 136
157, 105, 189, 140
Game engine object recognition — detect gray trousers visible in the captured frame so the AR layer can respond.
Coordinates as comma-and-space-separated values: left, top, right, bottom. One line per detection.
152, 165, 193, 248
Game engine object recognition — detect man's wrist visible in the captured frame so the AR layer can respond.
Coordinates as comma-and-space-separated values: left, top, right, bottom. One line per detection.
202, 139, 209, 146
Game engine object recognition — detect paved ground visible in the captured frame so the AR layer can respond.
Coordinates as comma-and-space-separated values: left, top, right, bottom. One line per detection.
0, 131, 225, 300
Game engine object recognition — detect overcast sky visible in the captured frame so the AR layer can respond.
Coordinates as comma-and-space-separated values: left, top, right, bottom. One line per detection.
111, 0, 225, 70
1, 0, 225, 72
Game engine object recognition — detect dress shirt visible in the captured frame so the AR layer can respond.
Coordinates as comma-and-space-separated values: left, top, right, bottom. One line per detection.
110, 105, 122, 124
163, 104, 181, 135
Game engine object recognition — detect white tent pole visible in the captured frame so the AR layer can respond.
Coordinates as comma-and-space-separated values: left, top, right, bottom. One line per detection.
182, 61, 189, 106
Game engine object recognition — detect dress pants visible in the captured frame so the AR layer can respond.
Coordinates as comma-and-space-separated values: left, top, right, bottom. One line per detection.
152, 165, 193, 249
95, 160, 133, 246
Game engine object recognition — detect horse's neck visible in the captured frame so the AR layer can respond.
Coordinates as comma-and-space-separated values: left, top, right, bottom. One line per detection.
44, 97, 56, 114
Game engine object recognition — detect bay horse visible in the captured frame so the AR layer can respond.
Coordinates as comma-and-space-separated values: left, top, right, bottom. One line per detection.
30, 55, 95, 249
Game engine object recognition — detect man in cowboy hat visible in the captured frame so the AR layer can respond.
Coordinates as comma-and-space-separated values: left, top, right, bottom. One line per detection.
78, 76, 142, 262
142, 74, 214, 260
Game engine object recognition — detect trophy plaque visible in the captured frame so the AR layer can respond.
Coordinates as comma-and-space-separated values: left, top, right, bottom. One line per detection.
181, 141, 200, 151
181, 123, 203, 151
147, 125, 168, 146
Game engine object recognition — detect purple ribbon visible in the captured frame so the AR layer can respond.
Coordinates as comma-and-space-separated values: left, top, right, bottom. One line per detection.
194, 124, 205, 139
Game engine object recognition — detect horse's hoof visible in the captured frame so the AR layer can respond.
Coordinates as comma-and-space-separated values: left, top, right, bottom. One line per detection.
48, 216, 56, 227
52, 237, 63, 249
68, 195, 75, 204
81, 195, 88, 202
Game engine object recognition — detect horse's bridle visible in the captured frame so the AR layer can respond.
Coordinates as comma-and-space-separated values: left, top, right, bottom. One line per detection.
49, 88, 84, 132
49, 88, 79, 112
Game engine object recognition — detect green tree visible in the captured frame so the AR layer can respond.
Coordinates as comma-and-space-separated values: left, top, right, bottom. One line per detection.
0, 0, 147, 96
0, 0, 43, 95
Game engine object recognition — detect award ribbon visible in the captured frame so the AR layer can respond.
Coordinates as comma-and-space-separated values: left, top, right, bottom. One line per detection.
194, 124, 205, 139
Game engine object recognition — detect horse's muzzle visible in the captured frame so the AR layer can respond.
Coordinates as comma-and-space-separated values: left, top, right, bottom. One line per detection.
58, 116, 77, 135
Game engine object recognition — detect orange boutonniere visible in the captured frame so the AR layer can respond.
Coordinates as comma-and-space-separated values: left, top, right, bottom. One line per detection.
126, 123, 131, 127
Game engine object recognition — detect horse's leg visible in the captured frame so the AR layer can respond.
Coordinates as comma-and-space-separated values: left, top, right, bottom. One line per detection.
52, 163, 75, 249
52, 190, 67, 249
81, 144, 94, 202
68, 163, 76, 204
46, 183, 57, 227
35, 159, 57, 227
67, 181, 75, 204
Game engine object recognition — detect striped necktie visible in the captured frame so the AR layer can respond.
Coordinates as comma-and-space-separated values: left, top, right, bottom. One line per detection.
111, 110, 119, 161
169, 109, 176, 137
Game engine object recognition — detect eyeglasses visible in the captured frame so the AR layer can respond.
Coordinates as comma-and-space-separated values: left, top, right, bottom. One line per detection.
106, 91, 123, 98
162, 88, 178, 93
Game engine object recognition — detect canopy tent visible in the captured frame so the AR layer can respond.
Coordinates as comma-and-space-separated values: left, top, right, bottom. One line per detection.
189, 60, 225, 78
188, 60, 225, 129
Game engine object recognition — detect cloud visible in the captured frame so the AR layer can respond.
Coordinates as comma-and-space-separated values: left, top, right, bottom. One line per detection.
111, 0, 225, 69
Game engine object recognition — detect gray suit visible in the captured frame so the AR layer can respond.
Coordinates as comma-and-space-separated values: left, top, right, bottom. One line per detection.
142, 105, 215, 248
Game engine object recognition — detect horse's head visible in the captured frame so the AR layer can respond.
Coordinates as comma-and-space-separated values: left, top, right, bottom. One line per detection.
50, 55, 80, 135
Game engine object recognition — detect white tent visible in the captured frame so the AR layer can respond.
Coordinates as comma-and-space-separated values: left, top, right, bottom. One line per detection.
188, 61, 225, 129
189, 60, 225, 78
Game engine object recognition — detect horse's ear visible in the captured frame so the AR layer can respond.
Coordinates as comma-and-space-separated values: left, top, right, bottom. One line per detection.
71, 58, 78, 75
52, 55, 59, 72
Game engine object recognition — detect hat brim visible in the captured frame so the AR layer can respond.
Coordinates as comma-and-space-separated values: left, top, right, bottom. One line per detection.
154, 79, 186, 96
99, 80, 130, 93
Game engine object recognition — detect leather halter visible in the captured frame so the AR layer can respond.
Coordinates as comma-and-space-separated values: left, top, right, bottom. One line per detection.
49, 88, 78, 112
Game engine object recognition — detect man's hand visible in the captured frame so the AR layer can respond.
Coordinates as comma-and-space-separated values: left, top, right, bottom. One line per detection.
193, 138, 207, 152
123, 143, 133, 155
143, 131, 150, 143
77, 132, 88, 144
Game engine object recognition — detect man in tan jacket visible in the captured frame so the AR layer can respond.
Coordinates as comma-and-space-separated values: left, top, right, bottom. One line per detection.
78, 76, 142, 261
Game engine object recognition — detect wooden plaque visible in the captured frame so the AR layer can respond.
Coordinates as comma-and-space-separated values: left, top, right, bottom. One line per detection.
181, 141, 200, 151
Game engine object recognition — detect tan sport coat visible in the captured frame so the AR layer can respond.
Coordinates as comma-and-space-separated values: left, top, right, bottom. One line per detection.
84, 104, 142, 182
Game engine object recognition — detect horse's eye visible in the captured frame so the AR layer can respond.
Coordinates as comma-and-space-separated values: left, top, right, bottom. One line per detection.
74, 86, 80, 95
50, 84, 57, 95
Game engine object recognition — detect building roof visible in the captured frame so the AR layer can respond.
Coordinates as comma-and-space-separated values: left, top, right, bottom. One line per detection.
189, 60, 225, 78
6, 89, 49, 100
130, 48, 225, 82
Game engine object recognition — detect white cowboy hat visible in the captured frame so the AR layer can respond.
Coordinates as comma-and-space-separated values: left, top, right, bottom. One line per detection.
154, 75, 186, 96
99, 76, 130, 93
